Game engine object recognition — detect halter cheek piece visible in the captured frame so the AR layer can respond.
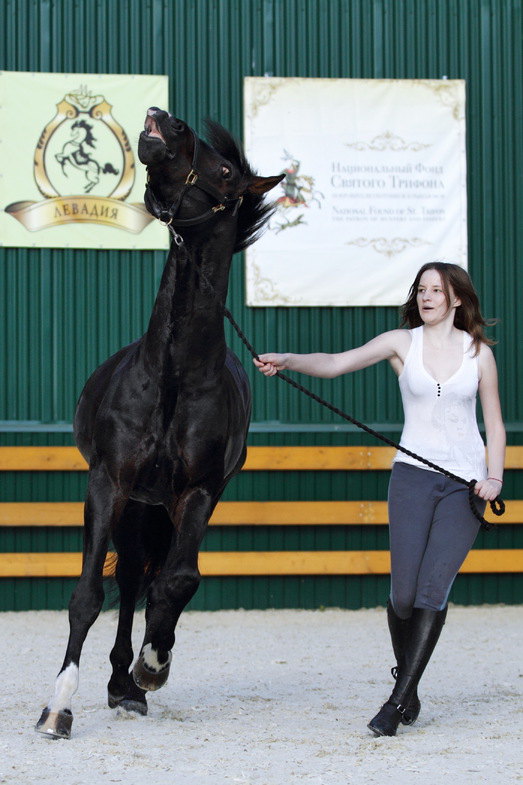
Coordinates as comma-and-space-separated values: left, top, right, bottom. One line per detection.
144, 126, 244, 244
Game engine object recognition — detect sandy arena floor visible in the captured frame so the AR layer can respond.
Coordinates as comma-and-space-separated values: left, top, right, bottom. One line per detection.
0, 605, 521, 784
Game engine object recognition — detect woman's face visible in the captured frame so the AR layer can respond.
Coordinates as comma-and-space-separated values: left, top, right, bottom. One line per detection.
416, 269, 460, 326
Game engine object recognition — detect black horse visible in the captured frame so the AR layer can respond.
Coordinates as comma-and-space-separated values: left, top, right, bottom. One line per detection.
36, 108, 283, 738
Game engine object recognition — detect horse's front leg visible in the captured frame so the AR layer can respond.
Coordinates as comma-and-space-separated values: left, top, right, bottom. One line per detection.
132, 486, 215, 692
36, 465, 127, 738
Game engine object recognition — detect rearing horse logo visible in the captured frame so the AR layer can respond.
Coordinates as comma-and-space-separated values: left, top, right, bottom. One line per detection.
31, 84, 135, 203
4, 82, 158, 237
55, 119, 120, 193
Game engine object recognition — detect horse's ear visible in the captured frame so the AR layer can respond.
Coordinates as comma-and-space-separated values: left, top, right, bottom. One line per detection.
246, 173, 285, 195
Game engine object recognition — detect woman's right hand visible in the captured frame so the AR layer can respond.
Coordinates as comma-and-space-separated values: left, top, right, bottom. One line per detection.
253, 353, 289, 376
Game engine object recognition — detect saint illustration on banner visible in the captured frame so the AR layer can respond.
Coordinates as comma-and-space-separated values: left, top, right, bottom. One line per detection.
270, 149, 325, 234
244, 77, 467, 306
0, 72, 169, 249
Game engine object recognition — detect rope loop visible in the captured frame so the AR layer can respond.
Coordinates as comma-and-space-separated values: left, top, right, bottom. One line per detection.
223, 307, 505, 532
490, 496, 506, 517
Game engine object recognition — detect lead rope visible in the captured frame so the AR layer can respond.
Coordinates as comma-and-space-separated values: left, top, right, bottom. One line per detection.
154, 203, 504, 530
224, 307, 505, 531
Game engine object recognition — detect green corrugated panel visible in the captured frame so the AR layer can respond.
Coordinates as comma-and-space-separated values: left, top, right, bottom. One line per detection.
1, 0, 522, 609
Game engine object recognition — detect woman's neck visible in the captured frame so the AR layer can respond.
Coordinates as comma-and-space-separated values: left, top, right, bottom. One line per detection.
422, 318, 462, 346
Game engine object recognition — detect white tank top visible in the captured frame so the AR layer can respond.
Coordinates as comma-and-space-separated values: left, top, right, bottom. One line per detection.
394, 326, 487, 482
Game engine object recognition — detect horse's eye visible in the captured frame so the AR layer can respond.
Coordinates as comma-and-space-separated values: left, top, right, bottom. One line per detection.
221, 165, 232, 179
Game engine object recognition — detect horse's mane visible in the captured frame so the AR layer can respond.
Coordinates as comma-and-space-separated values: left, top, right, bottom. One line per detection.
72, 120, 96, 149
204, 120, 276, 253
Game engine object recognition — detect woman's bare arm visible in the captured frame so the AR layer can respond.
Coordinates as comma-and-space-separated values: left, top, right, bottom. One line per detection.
476, 344, 506, 501
254, 330, 410, 378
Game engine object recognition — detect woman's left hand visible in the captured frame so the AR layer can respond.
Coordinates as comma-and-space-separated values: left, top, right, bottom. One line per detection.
474, 478, 503, 501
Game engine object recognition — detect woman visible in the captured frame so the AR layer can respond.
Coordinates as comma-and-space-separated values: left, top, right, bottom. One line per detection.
254, 262, 505, 736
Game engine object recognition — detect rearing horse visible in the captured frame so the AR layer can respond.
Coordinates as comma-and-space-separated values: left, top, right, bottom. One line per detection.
36, 107, 283, 738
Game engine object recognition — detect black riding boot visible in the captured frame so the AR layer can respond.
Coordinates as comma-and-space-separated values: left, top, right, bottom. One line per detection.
387, 600, 421, 725
368, 606, 448, 737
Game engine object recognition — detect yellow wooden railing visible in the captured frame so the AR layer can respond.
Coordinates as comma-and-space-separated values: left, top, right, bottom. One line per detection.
1, 445, 522, 578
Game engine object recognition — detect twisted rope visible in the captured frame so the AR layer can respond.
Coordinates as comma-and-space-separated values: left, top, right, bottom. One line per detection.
224, 308, 505, 531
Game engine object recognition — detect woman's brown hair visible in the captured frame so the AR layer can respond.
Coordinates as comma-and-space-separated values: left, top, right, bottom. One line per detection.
400, 262, 496, 355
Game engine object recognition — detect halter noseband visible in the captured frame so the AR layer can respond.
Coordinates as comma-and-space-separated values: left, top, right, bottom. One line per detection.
144, 126, 243, 242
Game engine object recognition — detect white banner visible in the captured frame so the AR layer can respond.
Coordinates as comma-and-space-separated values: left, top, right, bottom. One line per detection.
244, 77, 467, 306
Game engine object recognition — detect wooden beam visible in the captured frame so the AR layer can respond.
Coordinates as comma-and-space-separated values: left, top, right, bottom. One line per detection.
198, 551, 391, 575
0, 549, 521, 578
1, 445, 523, 471
2, 499, 522, 527
0, 446, 88, 471
243, 446, 398, 470
0, 552, 87, 577
0, 502, 85, 526
211, 501, 391, 525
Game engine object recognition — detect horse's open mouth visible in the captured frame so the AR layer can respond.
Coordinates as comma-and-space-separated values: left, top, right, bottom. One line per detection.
144, 115, 166, 144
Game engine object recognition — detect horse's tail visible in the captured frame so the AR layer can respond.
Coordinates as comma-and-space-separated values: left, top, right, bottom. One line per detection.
110, 501, 173, 605
102, 163, 119, 175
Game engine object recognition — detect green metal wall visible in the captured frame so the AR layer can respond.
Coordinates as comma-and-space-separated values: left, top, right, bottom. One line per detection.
1, 0, 522, 610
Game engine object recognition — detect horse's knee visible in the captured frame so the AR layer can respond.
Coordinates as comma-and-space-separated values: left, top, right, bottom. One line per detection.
166, 570, 201, 604
149, 569, 200, 607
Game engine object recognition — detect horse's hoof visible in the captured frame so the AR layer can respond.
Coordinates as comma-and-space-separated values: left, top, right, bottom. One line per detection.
35, 707, 73, 739
132, 648, 172, 692
108, 692, 148, 715
118, 699, 148, 715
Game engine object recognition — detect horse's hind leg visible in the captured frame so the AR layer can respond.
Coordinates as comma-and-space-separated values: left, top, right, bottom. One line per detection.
36, 466, 126, 738
107, 560, 148, 714
107, 502, 150, 715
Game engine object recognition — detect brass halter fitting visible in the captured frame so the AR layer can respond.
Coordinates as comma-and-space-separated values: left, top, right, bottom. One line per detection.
185, 170, 199, 185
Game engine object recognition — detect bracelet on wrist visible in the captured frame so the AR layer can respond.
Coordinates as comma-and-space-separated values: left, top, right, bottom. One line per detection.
487, 477, 503, 484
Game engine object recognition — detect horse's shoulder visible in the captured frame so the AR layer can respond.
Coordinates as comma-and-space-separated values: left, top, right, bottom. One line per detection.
92, 339, 142, 381
225, 349, 249, 392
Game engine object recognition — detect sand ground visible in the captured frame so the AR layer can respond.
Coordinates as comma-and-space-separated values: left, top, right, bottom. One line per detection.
0, 605, 521, 784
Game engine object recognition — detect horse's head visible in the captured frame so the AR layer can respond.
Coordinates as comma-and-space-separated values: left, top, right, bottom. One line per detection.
71, 120, 94, 146
138, 108, 284, 250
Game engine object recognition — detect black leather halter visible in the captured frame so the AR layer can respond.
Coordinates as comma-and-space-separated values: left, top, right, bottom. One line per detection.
144, 126, 243, 242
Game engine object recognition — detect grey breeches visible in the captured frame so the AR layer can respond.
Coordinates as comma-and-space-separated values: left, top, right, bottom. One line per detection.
388, 461, 484, 619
